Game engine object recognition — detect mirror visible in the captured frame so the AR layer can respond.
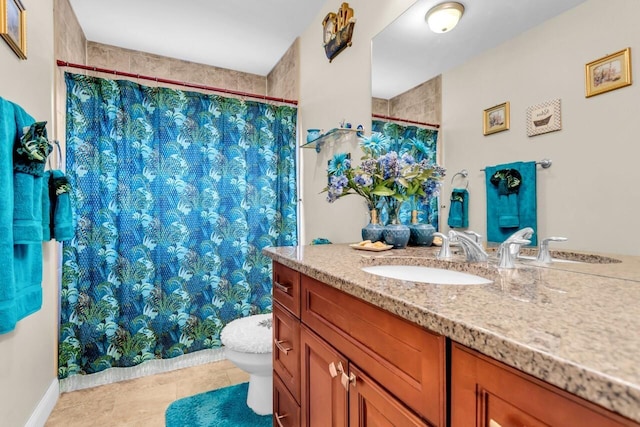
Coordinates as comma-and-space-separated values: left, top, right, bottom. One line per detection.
371, 0, 587, 121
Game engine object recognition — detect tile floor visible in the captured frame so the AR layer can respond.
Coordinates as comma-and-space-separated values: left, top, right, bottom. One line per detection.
45, 359, 249, 427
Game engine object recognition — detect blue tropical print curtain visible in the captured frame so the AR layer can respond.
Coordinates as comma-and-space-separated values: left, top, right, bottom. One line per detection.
372, 119, 440, 229
59, 73, 297, 379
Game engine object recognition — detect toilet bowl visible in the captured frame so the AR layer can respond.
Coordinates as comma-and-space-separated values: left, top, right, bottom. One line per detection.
220, 313, 273, 415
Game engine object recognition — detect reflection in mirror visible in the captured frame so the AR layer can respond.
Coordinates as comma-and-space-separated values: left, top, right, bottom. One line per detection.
371, 0, 587, 126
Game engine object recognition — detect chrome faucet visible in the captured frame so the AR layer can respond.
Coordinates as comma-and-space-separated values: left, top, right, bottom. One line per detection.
498, 238, 531, 269
504, 227, 534, 257
433, 232, 452, 260
536, 236, 568, 263
449, 230, 489, 262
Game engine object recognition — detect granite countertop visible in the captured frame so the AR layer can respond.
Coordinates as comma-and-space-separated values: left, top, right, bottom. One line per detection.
263, 244, 640, 423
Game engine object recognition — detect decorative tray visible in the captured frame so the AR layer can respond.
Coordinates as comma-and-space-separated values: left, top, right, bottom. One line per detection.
349, 243, 393, 252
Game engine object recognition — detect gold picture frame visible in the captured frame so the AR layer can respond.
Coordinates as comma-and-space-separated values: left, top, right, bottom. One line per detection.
483, 102, 510, 135
0, 0, 26, 59
585, 48, 631, 98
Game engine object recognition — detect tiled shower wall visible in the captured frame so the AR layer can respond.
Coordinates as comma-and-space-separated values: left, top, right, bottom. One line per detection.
54, 0, 299, 157
372, 75, 441, 126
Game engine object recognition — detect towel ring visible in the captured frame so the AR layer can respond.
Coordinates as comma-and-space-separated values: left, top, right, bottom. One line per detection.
451, 169, 469, 189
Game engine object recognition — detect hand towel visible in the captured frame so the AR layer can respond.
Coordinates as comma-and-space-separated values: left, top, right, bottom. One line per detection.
485, 161, 537, 246
489, 168, 521, 228
42, 171, 52, 241
13, 121, 51, 244
447, 188, 468, 228
51, 170, 74, 241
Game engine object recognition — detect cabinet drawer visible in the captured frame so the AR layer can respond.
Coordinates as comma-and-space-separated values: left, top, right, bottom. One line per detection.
273, 262, 300, 317
301, 275, 446, 426
274, 372, 301, 427
451, 342, 639, 427
273, 302, 300, 402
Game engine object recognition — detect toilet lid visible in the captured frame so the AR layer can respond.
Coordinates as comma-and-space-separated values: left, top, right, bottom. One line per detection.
220, 313, 272, 354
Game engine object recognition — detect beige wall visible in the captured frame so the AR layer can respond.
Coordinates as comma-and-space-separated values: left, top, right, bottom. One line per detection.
0, 1, 57, 426
442, 0, 640, 256
299, 0, 416, 244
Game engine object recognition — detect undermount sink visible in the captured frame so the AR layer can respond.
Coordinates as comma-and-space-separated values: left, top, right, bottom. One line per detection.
361, 265, 493, 285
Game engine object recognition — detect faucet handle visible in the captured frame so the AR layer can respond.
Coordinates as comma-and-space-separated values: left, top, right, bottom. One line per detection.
536, 236, 568, 263
461, 230, 482, 243
433, 232, 452, 259
499, 238, 531, 268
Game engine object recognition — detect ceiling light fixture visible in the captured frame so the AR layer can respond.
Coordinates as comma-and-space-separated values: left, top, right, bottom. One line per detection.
425, 2, 465, 34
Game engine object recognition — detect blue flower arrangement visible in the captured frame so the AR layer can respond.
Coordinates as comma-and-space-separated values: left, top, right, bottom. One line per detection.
323, 132, 445, 222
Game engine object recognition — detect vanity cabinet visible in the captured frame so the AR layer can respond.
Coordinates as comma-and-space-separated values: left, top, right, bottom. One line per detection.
450, 342, 638, 427
270, 257, 640, 427
271, 261, 445, 426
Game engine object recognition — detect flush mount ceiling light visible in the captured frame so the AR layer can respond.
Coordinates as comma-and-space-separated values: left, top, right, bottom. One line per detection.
425, 2, 465, 33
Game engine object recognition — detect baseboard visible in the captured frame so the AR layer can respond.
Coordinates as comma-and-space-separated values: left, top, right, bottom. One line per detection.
25, 379, 59, 427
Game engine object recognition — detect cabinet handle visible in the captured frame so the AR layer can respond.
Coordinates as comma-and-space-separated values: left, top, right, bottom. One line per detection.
274, 281, 291, 294
341, 372, 356, 389
489, 420, 502, 427
275, 412, 288, 427
328, 361, 344, 378
274, 339, 292, 355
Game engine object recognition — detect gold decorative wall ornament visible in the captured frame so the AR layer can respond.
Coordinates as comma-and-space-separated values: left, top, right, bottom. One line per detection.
322, 2, 355, 62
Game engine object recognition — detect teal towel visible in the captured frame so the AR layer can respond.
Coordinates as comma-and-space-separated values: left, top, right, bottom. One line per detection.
447, 188, 468, 228
13, 121, 50, 244
42, 171, 52, 241
485, 161, 537, 246
0, 97, 43, 334
51, 170, 74, 241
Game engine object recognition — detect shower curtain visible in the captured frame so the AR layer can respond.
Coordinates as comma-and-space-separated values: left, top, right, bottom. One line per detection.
372, 119, 440, 229
59, 73, 297, 385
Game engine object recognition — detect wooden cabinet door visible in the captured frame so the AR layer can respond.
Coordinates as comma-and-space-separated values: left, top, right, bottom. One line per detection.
348, 364, 430, 427
451, 342, 638, 427
273, 372, 301, 427
301, 325, 348, 427
273, 262, 300, 316
273, 302, 300, 402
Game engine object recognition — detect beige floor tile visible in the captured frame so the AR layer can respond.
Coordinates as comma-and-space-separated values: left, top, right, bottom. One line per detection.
46, 359, 253, 426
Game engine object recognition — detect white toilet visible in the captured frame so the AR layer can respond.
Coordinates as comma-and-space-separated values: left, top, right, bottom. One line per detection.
220, 313, 273, 415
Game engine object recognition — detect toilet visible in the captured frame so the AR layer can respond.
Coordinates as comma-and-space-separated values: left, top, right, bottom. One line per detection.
220, 313, 273, 415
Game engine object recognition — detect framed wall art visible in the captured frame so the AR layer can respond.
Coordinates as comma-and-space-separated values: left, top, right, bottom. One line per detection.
0, 0, 26, 59
483, 102, 509, 136
526, 98, 561, 137
585, 48, 631, 98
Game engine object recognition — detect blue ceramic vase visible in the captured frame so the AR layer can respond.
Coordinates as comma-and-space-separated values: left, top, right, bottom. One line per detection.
361, 209, 384, 242
382, 201, 409, 248
409, 210, 435, 246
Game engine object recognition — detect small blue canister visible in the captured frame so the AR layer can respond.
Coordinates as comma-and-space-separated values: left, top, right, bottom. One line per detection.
307, 129, 321, 142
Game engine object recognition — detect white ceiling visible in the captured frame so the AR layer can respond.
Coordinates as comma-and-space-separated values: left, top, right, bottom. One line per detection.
69, 0, 587, 100
372, 0, 587, 99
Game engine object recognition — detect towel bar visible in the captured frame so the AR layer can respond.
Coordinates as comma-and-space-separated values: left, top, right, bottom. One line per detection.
480, 158, 552, 171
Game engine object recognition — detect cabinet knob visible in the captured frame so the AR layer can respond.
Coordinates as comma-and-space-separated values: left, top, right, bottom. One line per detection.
328, 361, 344, 378
341, 372, 356, 389
275, 412, 288, 427
274, 339, 292, 355
489, 420, 502, 427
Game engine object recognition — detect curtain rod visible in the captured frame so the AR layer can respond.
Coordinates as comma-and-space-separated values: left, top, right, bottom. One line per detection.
372, 113, 440, 129
56, 60, 299, 107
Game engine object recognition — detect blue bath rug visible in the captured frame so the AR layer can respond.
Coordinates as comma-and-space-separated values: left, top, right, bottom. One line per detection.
165, 382, 271, 427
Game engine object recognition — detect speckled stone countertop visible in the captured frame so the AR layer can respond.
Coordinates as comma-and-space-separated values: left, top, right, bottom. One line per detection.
263, 244, 640, 423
